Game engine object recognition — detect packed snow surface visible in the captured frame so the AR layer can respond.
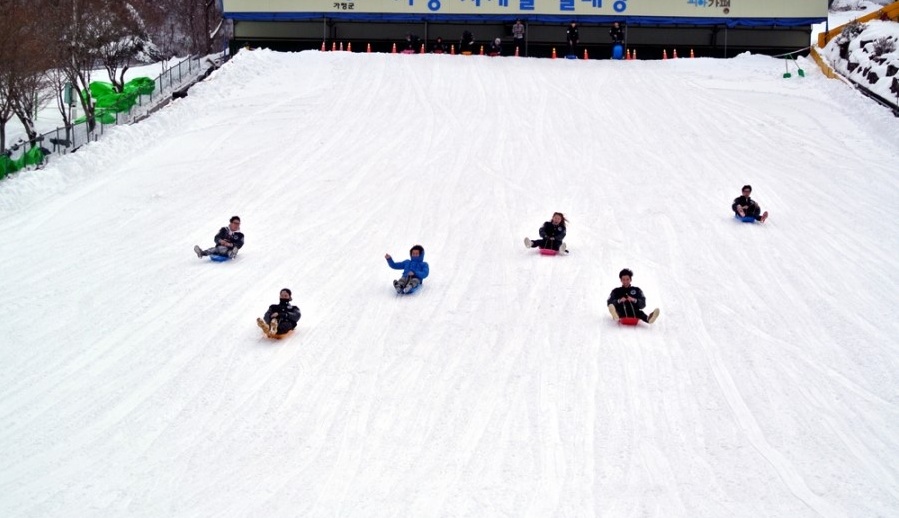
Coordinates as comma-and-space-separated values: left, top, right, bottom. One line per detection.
0, 49, 897, 517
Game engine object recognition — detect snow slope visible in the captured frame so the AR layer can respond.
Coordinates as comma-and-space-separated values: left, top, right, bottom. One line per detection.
0, 49, 897, 517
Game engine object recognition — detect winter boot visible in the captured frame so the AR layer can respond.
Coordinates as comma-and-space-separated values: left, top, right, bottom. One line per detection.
647, 308, 660, 324
194, 245, 205, 258
228, 247, 239, 259
559, 242, 567, 254
257, 318, 270, 335
524, 237, 533, 248
269, 318, 279, 335
403, 279, 419, 294
608, 304, 620, 321
760, 211, 769, 223
393, 279, 403, 293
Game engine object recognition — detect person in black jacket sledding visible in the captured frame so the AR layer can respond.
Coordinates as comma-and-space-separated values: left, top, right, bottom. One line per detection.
432, 36, 448, 54
607, 268, 660, 324
194, 215, 244, 259
524, 212, 568, 252
257, 288, 301, 337
732, 184, 769, 222
460, 30, 475, 54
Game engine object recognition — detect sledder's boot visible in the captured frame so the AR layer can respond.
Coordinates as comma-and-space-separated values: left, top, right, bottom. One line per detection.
393, 280, 403, 293
608, 304, 620, 321
228, 247, 239, 259
647, 308, 660, 324
256, 318, 270, 335
760, 211, 769, 223
403, 281, 418, 294
524, 237, 533, 248
269, 318, 279, 336
559, 242, 568, 254
194, 245, 205, 258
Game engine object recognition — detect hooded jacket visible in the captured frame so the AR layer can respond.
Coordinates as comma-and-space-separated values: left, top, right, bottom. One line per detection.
606, 286, 646, 310
387, 251, 430, 281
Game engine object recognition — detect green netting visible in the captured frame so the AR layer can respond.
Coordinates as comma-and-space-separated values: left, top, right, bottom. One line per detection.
0, 155, 13, 180
0, 146, 46, 178
79, 77, 156, 121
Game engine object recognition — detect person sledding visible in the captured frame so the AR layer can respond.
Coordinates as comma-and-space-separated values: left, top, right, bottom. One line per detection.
194, 215, 244, 259
732, 185, 768, 222
607, 268, 660, 324
256, 288, 301, 337
524, 212, 568, 253
385, 244, 430, 294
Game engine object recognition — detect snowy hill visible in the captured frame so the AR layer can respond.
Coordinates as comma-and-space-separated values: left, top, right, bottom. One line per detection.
0, 49, 897, 517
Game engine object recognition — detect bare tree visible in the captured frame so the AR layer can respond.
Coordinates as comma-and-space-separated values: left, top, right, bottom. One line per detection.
0, 0, 52, 147
44, 0, 104, 131
95, 1, 158, 92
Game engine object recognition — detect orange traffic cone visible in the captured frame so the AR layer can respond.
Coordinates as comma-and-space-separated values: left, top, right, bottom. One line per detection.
479, 45, 484, 55
584, 48, 589, 60
339, 42, 344, 51
552, 47, 557, 59
673, 48, 678, 59
690, 48, 695, 58
321, 41, 326, 52
391, 42, 397, 54
633, 49, 637, 59
421, 43, 425, 54
662, 49, 668, 60
451, 44, 455, 55
347, 42, 352, 52
366, 43, 371, 53
515, 46, 519, 57
626, 49, 631, 60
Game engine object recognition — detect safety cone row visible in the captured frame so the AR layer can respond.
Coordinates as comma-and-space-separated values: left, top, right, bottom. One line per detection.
584, 48, 589, 60
332, 42, 336, 51
391, 42, 397, 54
673, 49, 678, 59
367, 43, 371, 53
321, 41, 326, 52
479, 45, 484, 55
552, 47, 557, 59
662, 49, 668, 60
690, 48, 695, 58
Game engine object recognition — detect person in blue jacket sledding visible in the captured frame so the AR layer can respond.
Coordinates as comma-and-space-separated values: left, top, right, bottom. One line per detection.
385, 244, 429, 294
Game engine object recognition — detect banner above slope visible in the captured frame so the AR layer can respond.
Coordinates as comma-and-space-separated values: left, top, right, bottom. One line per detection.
223, 0, 827, 26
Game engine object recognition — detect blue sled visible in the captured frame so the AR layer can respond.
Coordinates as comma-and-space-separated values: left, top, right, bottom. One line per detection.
209, 254, 231, 262
734, 214, 757, 223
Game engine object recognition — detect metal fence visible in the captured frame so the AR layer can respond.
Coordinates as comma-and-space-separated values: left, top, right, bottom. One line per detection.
2, 54, 216, 172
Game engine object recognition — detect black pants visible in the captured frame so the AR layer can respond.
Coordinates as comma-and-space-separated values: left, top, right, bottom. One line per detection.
531, 238, 562, 251
567, 41, 577, 56
513, 38, 525, 56
265, 316, 297, 334
612, 302, 649, 322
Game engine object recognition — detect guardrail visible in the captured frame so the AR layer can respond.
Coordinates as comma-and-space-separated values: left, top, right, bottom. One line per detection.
1, 54, 221, 179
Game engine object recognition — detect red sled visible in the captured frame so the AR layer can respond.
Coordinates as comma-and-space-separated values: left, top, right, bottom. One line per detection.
618, 317, 640, 326
538, 248, 558, 256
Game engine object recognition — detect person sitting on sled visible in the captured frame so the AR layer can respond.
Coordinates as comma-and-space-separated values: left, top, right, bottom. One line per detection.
194, 215, 244, 259
524, 212, 568, 253
256, 288, 301, 336
607, 268, 660, 324
487, 37, 503, 56
732, 185, 768, 222
432, 36, 448, 54
385, 244, 430, 294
